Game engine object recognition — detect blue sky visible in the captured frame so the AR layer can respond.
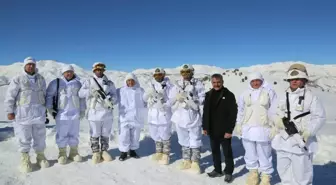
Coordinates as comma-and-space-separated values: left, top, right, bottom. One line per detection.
0, 0, 335, 71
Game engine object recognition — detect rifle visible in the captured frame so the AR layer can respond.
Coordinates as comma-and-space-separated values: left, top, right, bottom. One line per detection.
150, 83, 164, 104
52, 78, 60, 119
174, 80, 198, 110
92, 78, 113, 109
283, 91, 310, 151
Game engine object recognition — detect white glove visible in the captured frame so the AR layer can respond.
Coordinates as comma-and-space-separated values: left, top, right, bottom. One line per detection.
269, 126, 278, 139
47, 108, 57, 119
104, 98, 114, 109
80, 111, 86, 120
274, 115, 285, 129
91, 89, 100, 98
176, 93, 185, 103
235, 124, 242, 136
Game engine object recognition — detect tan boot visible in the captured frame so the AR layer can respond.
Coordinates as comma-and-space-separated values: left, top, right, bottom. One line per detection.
58, 148, 67, 164
178, 160, 192, 170
190, 161, 201, 174
101, 151, 114, 161
152, 153, 163, 161
246, 169, 259, 185
69, 146, 83, 162
92, 152, 102, 164
259, 173, 271, 185
158, 153, 169, 165
36, 152, 49, 168
20, 152, 32, 173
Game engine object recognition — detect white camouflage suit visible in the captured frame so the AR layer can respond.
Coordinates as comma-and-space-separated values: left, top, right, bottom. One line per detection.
4, 59, 47, 154
117, 73, 147, 153
143, 76, 174, 156
236, 72, 277, 184
78, 74, 117, 153
170, 76, 205, 163
46, 66, 86, 149
272, 66, 326, 185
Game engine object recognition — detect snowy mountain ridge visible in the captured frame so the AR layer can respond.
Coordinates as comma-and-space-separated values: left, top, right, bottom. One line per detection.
0, 60, 335, 92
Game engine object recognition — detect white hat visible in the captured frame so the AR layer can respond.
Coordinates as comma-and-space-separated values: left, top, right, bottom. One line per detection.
61, 64, 74, 74
23, 56, 36, 66
153, 67, 165, 75
286, 64, 308, 80
248, 72, 264, 82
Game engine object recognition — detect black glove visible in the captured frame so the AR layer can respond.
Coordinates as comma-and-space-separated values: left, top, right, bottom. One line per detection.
45, 111, 50, 124
282, 117, 299, 135
45, 118, 49, 124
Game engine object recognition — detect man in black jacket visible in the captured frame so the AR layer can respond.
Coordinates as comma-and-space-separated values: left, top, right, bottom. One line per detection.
202, 74, 237, 183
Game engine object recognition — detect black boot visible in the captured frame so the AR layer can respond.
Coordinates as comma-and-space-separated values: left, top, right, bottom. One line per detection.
119, 152, 128, 161
129, 150, 139, 158
207, 169, 223, 178
224, 174, 233, 183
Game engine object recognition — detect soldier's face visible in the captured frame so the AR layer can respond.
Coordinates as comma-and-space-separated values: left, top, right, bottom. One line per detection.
154, 73, 164, 82
289, 78, 305, 90
94, 69, 104, 77
180, 70, 192, 80
250, 79, 263, 89
63, 71, 74, 80
126, 79, 136, 87
25, 63, 36, 74
211, 77, 223, 90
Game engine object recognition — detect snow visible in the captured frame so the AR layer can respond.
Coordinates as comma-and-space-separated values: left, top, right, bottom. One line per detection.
0, 60, 336, 184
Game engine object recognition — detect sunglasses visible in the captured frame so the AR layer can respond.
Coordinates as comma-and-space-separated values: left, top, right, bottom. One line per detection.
180, 70, 191, 75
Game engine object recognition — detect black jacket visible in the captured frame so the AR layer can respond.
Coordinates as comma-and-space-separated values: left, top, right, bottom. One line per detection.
202, 87, 238, 137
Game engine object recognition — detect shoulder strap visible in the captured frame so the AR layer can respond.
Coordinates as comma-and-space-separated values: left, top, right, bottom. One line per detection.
55, 78, 59, 107
286, 92, 291, 120
293, 111, 311, 120
93, 77, 105, 92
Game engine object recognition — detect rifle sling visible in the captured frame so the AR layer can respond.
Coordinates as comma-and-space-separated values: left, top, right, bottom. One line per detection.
93, 77, 107, 99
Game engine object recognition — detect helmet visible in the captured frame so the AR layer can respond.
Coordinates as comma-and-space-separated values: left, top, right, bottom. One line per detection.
286, 64, 308, 80
92, 62, 106, 72
153, 67, 165, 82
180, 64, 194, 78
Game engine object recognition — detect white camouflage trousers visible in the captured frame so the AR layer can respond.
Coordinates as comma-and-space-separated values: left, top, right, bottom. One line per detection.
175, 124, 202, 162
149, 123, 171, 142
149, 123, 172, 155
56, 119, 80, 148
14, 122, 46, 153
89, 120, 112, 153
277, 150, 313, 185
118, 124, 141, 152
175, 124, 202, 148
242, 139, 274, 174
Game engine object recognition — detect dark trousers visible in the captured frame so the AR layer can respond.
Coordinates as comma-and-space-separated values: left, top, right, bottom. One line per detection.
210, 137, 234, 175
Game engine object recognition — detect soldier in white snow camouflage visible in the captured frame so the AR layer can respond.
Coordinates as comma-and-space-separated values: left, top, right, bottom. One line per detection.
143, 68, 174, 165
4, 57, 50, 173
170, 64, 205, 174
79, 62, 118, 164
272, 64, 326, 185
